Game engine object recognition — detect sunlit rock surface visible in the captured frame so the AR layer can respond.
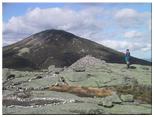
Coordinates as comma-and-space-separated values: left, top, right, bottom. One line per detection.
3, 62, 151, 115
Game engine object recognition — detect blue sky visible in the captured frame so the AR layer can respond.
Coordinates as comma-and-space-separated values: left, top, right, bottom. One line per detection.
3, 3, 151, 21
3, 3, 152, 59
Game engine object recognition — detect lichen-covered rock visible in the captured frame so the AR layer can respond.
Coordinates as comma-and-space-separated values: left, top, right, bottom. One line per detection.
7, 74, 15, 81
54, 68, 64, 74
86, 109, 105, 114
48, 65, 64, 74
48, 65, 55, 72
3, 68, 11, 81
98, 93, 121, 108
73, 67, 85, 72
122, 77, 138, 86
98, 97, 113, 108
16, 91, 31, 98
120, 94, 134, 102
107, 92, 122, 104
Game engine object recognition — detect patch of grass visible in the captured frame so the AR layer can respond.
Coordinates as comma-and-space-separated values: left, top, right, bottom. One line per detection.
49, 84, 113, 97
113, 84, 152, 104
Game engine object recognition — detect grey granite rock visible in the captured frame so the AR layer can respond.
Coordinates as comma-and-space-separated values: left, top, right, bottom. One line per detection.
120, 94, 134, 102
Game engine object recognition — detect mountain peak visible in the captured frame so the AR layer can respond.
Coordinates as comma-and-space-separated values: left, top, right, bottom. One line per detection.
3, 29, 151, 70
32, 29, 77, 40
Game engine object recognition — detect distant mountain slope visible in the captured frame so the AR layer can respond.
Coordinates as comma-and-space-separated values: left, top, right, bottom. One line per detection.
3, 29, 151, 70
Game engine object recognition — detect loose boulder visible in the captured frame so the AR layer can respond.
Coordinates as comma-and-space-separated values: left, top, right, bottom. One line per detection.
98, 97, 113, 108
107, 92, 122, 104
98, 92, 122, 108
120, 94, 134, 102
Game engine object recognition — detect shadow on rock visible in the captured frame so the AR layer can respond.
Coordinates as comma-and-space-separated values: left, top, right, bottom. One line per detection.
129, 66, 136, 69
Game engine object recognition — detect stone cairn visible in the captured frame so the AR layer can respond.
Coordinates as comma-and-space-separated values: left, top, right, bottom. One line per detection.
69, 55, 106, 72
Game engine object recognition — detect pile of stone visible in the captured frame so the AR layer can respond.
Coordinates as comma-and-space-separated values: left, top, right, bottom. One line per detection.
69, 55, 106, 72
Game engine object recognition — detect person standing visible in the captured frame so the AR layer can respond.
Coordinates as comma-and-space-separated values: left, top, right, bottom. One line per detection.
125, 49, 130, 68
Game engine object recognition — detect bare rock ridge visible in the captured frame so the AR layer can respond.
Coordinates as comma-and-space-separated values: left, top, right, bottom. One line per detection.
3, 29, 151, 70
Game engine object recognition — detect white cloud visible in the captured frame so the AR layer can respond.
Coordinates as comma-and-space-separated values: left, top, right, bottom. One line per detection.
114, 8, 151, 29
141, 43, 151, 52
124, 30, 142, 38
99, 40, 151, 52
115, 8, 138, 19
3, 7, 104, 44
3, 6, 151, 54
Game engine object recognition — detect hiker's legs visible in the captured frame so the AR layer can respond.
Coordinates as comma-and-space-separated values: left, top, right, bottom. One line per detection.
126, 61, 130, 69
